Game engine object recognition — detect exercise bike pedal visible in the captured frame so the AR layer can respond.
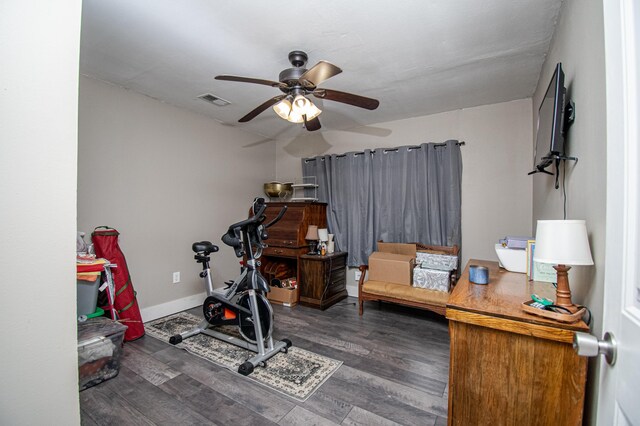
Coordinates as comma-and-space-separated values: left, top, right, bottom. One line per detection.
203, 299, 224, 324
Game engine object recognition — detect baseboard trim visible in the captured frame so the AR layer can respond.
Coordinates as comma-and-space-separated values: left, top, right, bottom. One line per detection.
346, 284, 358, 298
140, 292, 205, 323
142, 287, 359, 322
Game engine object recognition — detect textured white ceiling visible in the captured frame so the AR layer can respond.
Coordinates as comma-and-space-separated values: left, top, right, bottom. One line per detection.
80, 0, 562, 140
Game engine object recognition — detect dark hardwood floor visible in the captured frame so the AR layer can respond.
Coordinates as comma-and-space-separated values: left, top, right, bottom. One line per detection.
80, 297, 450, 426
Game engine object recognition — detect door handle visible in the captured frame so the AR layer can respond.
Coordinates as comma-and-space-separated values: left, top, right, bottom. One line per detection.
573, 331, 617, 365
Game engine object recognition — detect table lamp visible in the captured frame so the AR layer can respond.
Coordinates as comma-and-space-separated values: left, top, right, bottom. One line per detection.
318, 228, 329, 255
533, 220, 594, 312
305, 225, 319, 255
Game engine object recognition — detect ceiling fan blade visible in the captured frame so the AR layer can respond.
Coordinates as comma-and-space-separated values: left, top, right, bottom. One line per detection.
239, 95, 286, 122
304, 115, 321, 132
313, 88, 379, 110
215, 75, 286, 89
299, 61, 342, 88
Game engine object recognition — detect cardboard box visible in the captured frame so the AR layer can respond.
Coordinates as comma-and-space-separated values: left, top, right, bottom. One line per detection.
377, 242, 417, 257
267, 285, 299, 307
368, 251, 415, 285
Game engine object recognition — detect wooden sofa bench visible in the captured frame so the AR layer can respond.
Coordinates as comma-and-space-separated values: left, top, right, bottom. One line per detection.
358, 243, 460, 316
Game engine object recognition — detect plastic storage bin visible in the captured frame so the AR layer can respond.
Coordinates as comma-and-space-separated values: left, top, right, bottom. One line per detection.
77, 279, 101, 316
78, 316, 127, 390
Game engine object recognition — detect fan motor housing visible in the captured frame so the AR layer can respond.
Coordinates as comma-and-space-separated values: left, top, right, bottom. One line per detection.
279, 67, 307, 86
279, 50, 311, 87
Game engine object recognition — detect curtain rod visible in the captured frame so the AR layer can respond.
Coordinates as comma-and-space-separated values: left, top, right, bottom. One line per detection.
435, 141, 465, 147
304, 141, 465, 162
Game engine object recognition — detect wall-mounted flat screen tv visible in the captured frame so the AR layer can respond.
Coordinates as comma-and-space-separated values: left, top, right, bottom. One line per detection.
533, 63, 566, 172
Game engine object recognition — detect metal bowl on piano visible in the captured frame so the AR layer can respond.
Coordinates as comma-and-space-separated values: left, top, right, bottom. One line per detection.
263, 182, 293, 200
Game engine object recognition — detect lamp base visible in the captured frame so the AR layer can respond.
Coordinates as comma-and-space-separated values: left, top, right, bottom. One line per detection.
553, 264, 574, 307
307, 242, 318, 255
521, 300, 586, 323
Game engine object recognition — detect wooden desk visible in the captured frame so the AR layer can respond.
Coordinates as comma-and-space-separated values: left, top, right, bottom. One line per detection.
299, 252, 347, 310
446, 260, 589, 426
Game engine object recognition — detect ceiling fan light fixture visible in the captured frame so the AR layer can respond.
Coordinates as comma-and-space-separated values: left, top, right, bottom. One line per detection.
286, 109, 305, 124
293, 94, 309, 110
303, 101, 322, 120
273, 97, 293, 120
287, 104, 321, 123
290, 94, 322, 122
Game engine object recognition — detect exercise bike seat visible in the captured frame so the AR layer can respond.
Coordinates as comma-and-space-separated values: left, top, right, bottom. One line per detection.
192, 241, 219, 254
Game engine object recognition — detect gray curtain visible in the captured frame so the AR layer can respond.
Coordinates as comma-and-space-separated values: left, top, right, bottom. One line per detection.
302, 140, 462, 266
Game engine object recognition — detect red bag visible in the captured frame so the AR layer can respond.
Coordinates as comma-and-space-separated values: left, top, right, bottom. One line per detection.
91, 226, 145, 341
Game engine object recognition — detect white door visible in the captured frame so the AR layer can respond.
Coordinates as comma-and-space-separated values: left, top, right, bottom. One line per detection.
599, 0, 640, 424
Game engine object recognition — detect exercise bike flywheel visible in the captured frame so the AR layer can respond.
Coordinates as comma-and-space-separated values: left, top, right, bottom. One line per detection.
237, 292, 273, 344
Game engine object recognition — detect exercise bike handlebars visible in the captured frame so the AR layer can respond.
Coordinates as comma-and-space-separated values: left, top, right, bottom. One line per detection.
225, 201, 267, 235
221, 201, 266, 251
221, 198, 287, 258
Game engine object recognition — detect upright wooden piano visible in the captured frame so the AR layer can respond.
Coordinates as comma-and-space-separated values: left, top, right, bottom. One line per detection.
259, 201, 327, 289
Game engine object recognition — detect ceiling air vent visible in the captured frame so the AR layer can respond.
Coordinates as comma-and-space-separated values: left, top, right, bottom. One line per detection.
197, 93, 231, 106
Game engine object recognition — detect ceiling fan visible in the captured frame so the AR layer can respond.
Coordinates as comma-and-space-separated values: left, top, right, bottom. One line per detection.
215, 51, 380, 132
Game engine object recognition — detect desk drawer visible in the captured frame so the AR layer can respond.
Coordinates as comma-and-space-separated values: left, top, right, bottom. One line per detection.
263, 246, 301, 258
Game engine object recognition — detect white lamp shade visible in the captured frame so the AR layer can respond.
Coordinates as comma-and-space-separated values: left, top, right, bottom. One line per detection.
318, 228, 329, 242
534, 220, 594, 265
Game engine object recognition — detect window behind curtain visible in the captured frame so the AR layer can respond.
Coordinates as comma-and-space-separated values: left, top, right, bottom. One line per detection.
302, 140, 462, 267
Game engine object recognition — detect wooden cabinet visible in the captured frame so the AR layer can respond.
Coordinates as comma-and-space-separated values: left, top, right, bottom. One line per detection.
258, 201, 327, 287
299, 252, 348, 310
446, 260, 589, 426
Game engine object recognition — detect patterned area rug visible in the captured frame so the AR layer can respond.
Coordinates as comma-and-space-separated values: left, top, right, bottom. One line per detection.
145, 312, 342, 402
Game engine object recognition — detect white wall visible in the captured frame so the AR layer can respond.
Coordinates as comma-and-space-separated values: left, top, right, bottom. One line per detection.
0, 1, 82, 424
531, 0, 606, 423
276, 99, 533, 294
78, 77, 276, 320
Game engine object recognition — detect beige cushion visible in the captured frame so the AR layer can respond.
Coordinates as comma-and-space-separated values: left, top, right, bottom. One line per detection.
362, 280, 449, 306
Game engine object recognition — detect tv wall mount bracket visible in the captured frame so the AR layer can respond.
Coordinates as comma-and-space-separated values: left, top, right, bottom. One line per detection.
528, 100, 577, 189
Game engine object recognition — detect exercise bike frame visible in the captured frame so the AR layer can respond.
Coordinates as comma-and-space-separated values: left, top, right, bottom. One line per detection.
169, 199, 290, 375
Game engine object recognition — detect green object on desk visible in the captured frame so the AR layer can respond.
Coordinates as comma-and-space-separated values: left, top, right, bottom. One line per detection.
531, 294, 553, 306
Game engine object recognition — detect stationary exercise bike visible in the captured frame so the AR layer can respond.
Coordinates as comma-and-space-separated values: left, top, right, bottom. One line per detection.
169, 198, 291, 376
